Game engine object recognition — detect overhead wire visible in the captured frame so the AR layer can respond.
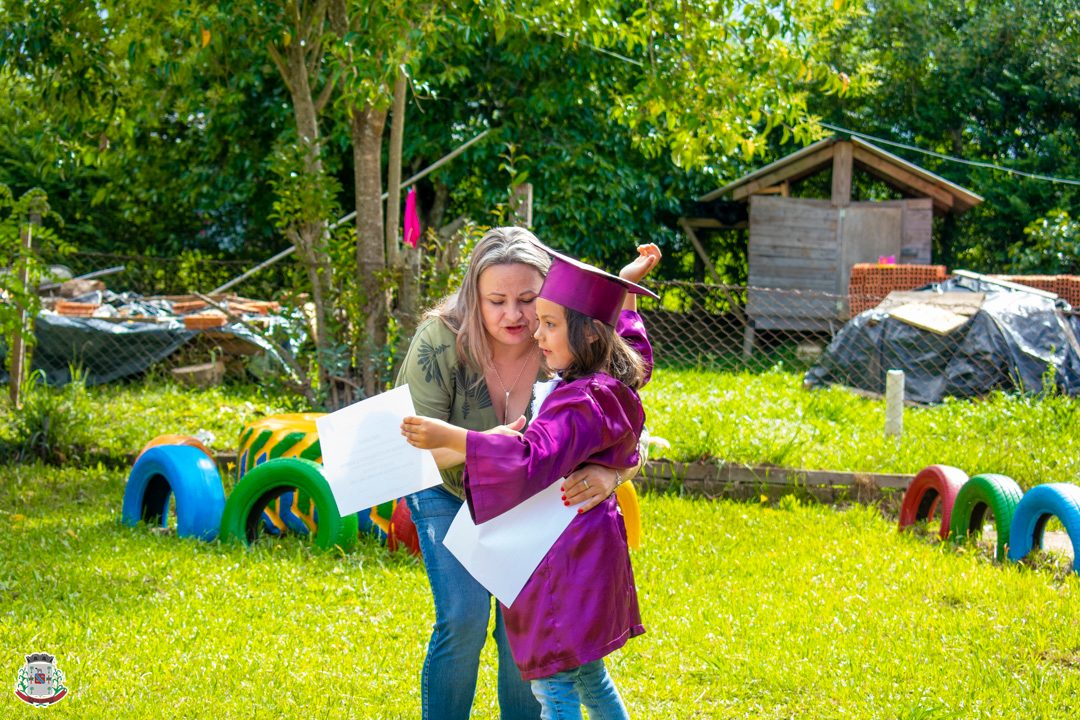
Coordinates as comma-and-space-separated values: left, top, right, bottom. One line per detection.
818, 121, 1080, 186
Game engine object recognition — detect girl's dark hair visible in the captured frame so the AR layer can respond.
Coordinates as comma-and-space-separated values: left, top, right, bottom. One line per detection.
558, 307, 646, 389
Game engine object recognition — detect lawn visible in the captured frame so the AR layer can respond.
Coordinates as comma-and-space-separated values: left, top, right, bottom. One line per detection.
1, 464, 1078, 719
1, 370, 1079, 718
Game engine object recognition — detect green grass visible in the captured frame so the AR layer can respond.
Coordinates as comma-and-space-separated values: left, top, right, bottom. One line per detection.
642, 366, 1080, 488
1, 466, 1077, 719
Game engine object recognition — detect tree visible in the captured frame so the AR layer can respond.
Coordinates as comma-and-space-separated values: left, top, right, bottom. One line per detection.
813, 0, 1080, 270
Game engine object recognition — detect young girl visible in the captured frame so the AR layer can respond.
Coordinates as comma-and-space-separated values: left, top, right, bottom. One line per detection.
401, 243, 661, 720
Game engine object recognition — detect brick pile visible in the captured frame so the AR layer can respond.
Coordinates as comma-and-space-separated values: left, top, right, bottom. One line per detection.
992, 275, 1080, 309
848, 263, 949, 315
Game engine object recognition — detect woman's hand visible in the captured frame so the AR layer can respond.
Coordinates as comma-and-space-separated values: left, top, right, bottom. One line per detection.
620, 244, 662, 284
481, 415, 527, 438
562, 464, 623, 513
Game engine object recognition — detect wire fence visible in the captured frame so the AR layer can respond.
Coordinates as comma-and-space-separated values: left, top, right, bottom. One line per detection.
10, 252, 1080, 407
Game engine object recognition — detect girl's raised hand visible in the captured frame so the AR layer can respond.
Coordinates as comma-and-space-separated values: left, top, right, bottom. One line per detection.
619, 243, 662, 284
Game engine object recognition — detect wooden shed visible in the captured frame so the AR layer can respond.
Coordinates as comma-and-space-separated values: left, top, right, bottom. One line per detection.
680, 136, 983, 342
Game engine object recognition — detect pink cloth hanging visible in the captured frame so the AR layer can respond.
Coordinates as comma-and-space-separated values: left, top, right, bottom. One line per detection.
403, 186, 420, 248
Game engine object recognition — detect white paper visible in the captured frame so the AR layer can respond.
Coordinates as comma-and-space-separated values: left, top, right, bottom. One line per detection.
315, 384, 442, 515
443, 479, 577, 606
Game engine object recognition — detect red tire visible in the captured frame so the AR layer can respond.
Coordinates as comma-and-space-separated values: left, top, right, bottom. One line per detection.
388, 499, 421, 556
898, 465, 968, 540
136, 434, 213, 463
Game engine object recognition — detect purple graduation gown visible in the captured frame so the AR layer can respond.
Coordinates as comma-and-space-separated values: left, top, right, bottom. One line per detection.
462, 311, 651, 680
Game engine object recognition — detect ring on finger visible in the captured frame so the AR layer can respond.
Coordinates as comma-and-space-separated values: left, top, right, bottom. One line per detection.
583, 479, 589, 489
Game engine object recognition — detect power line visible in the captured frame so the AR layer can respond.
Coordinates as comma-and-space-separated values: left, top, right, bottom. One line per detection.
819, 121, 1080, 186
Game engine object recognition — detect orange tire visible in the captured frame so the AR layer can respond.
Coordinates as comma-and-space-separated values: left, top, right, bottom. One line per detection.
136, 434, 213, 463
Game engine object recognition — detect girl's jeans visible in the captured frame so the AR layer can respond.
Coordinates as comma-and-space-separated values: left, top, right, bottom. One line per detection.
529, 659, 630, 720
407, 486, 540, 720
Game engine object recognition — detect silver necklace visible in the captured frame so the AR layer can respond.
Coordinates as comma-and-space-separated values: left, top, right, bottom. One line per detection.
491, 353, 532, 424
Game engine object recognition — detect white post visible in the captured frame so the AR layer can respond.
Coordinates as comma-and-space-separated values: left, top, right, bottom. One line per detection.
885, 369, 904, 437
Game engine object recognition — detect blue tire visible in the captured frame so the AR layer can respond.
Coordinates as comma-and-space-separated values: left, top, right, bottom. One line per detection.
1007, 483, 1080, 574
122, 445, 226, 541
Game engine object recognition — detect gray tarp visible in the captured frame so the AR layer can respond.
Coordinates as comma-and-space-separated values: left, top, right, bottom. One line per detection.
0, 314, 294, 386
805, 276, 1080, 403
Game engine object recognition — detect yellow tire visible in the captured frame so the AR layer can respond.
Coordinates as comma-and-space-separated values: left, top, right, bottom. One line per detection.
616, 481, 642, 550
236, 412, 325, 479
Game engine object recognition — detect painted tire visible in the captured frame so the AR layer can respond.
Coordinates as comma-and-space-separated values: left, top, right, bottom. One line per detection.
236, 413, 325, 480
616, 481, 642, 550
389, 499, 421, 556
1007, 483, 1080, 573
122, 445, 226, 541
948, 473, 1024, 561
898, 465, 968, 540
136, 433, 213, 462
219, 457, 357, 551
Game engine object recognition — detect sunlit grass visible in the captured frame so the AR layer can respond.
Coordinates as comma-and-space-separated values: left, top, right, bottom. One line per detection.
642, 366, 1080, 488
2, 466, 1077, 718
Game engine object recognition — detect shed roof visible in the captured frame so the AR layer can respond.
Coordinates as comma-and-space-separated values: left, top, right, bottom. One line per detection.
698, 136, 983, 215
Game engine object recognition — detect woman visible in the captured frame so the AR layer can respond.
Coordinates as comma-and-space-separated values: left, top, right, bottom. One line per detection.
396, 227, 624, 720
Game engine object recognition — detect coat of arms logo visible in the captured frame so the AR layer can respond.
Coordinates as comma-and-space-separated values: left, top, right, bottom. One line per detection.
14, 652, 68, 706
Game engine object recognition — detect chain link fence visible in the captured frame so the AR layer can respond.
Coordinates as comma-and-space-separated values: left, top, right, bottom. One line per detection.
10, 248, 1080, 405
639, 277, 1080, 404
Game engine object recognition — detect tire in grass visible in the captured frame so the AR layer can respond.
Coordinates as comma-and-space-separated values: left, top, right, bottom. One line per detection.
136, 433, 213, 463
1006, 483, 1080, 574
388, 499, 421, 556
898, 464, 968, 540
948, 473, 1024, 561
236, 413, 324, 480
219, 457, 357, 552
122, 445, 226, 541
616, 481, 642, 550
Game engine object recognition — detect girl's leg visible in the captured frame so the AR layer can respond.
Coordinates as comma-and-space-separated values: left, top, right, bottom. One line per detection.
408, 487, 491, 720
494, 606, 543, 719
530, 671, 584, 720
572, 660, 630, 720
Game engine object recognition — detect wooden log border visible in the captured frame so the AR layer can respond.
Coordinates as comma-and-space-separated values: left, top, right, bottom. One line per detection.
638, 459, 913, 507
184, 453, 913, 508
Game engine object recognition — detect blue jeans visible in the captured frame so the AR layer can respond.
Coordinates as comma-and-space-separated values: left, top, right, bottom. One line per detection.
529, 660, 630, 720
408, 486, 540, 720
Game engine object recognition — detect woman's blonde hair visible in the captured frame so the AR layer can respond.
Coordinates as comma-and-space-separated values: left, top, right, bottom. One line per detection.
427, 227, 550, 374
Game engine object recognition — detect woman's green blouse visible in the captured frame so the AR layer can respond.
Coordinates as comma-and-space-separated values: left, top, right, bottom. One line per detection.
395, 316, 538, 499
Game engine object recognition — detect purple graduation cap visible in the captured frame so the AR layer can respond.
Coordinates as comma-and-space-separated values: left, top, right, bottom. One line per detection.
533, 243, 659, 326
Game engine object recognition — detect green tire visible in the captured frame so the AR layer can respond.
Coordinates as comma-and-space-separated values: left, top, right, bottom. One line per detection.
948, 473, 1024, 561
220, 457, 357, 552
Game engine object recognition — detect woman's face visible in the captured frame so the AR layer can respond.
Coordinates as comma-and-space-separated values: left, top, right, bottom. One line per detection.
477, 263, 544, 349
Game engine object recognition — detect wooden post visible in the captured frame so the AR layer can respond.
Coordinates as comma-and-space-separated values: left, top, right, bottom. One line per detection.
9, 210, 39, 407
885, 369, 904, 437
831, 140, 853, 207
510, 183, 533, 227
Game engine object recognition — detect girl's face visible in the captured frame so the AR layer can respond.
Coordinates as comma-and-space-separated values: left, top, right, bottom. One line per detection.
477, 263, 543, 349
534, 297, 574, 371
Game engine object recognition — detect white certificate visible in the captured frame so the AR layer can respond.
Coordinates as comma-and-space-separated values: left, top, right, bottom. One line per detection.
315, 384, 442, 515
443, 479, 577, 607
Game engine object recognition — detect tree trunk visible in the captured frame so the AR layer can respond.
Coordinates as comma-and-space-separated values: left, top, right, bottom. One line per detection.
352, 105, 389, 397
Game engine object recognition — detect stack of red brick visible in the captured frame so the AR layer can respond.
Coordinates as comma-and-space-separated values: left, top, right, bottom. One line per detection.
849, 265, 1080, 316
992, 275, 1080, 309
848, 263, 949, 315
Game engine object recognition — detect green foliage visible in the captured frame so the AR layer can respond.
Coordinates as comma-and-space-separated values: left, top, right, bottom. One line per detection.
815, 0, 1080, 271
1007, 210, 1080, 275
0, 185, 71, 378
2, 368, 93, 464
